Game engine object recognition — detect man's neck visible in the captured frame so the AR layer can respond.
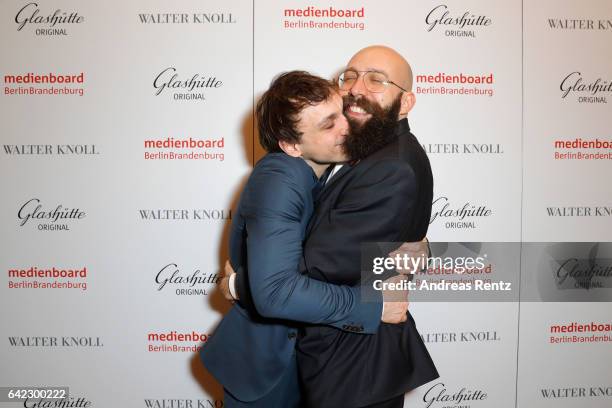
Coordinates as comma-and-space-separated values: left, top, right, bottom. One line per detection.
304, 160, 329, 178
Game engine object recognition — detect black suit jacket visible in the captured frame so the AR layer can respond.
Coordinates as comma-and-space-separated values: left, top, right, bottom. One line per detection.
297, 118, 439, 407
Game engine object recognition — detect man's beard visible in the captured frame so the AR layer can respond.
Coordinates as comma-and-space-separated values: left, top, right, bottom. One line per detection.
342, 94, 401, 161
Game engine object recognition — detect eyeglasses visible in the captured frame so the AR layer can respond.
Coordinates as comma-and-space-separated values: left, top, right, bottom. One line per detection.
338, 69, 408, 93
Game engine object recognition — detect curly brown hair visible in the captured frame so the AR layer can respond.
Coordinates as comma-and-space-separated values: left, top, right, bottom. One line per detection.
257, 71, 337, 152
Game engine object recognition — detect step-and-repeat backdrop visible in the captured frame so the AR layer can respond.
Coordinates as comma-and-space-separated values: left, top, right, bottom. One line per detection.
1, 1, 611, 407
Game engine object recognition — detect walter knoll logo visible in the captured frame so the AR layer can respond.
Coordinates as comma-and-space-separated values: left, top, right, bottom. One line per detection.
8, 336, 103, 347
153, 67, 222, 101
138, 12, 236, 24
15, 2, 84, 36
548, 18, 612, 30
425, 4, 492, 38
17, 198, 86, 231
421, 330, 500, 344
155, 263, 220, 296
423, 143, 503, 155
423, 382, 487, 408
430, 197, 493, 229
546, 206, 612, 217
139, 208, 231, 220
560, 72, 611, 104
143, 399, 222, 408
552, 244, 612, 290
541, 386, 612, 399
3, 144, 99, 156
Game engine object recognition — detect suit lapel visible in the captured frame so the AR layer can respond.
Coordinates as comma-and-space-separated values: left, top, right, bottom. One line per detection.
306, 164, 353, 237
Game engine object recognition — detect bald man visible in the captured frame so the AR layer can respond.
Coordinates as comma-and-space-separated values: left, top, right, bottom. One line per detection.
291, 45, 439, 408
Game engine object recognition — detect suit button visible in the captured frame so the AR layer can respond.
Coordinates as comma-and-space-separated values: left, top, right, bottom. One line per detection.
288, 332, 297, 339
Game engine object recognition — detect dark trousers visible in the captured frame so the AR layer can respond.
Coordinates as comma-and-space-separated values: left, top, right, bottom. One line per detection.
223, 354, 300, 408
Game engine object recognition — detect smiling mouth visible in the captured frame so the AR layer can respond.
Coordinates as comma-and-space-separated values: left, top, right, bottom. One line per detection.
347, 105, 369, 115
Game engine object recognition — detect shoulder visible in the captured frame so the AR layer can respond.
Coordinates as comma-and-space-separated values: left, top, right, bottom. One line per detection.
253, 153, 315, 187
254, 153, 314, 181
355, 152, 416, 182
242, 154, 315, 211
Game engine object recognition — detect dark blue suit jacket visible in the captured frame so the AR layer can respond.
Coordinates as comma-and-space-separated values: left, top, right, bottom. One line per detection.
200, 153, 381, 402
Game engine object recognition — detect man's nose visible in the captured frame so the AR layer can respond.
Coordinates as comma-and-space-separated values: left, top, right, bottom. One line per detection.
349, 74, 367, 97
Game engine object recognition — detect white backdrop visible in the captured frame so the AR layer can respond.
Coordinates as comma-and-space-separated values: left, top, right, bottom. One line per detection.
1, 1, 611, 407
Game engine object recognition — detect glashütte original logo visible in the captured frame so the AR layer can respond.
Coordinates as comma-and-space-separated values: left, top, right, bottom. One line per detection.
155, 263, 220, 296
553, 244, 612, 290
560, 72, 611, 104
425, 4, 491, 38
15, 2, 84, 36
423, 382, 487, 408
283, 6, 365, 31
24, 396, 93, 407
17, 198, 86, 231
430, 196, 493, 229
534, 243, 612, 302
153, 67, 221, 101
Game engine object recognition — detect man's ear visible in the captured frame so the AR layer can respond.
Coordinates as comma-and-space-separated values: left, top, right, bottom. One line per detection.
399, 91, 416, 117
278, 140, 302, 157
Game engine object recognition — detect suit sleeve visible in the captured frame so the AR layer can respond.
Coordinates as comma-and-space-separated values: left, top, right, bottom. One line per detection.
303, 159, 420, 321
235, 160, 381, 333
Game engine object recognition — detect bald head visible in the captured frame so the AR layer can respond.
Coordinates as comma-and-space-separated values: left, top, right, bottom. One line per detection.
347, 45, 413, 91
